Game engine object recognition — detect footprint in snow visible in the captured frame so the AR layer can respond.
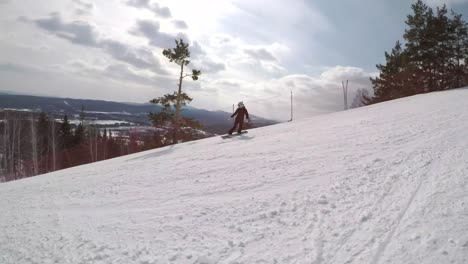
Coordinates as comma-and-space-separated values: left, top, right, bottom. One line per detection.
318, 195, 328, 205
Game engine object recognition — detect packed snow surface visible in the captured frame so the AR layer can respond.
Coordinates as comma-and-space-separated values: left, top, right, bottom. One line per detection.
1, 89, 468, 264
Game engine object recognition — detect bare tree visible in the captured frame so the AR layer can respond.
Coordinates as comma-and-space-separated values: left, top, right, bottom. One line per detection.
18, 117, 23, 178
1, 112, 7, 178
50, 114, 57, 171
87, 125, 100, 162
350, 88, 370, 109
30, 113, 38, 176
1, 112, 11, 180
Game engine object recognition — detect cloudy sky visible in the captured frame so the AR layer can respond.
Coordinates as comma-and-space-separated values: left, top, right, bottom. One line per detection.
1, 0, 468, 120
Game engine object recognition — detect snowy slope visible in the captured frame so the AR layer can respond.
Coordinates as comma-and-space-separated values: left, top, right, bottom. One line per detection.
1, 89, 468, 264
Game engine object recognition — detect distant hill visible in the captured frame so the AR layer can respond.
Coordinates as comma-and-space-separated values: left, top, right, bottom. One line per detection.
0, 94, 278, 134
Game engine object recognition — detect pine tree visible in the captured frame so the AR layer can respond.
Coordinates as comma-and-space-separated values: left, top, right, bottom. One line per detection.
153, 38, 201, 144
37, 112, 49, 152
367, 0, 468, 104
367, 41, 411, 103
74, 123, 85, 146
59, 115, 73, 149
37, 112, 49, 173
404, 0, 434, 92
431, 5, 452, 90
448, 11, 468, 88
403, 2, 465, 92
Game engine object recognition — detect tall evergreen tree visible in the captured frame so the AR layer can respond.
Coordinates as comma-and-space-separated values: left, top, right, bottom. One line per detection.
448, 11, 468, 88
153, 39, 201, 144
431, 5, 452, 90
367, 0, 468, 104
74, 123, 85, 146
367, 41, 411, 103
404, 0, 435, 92
59, 115, 73, 149
37, 112, 49, 152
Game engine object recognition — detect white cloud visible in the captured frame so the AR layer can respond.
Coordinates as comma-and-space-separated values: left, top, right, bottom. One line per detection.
32, 13, 99, 46
126, 0, 171, 18
148, 4, 171, 18
244, 48, 277, 62
191, 58, 225, 74
27, 13, 167, 74
197, 34, 290, 81
172, 19, 188, 30
72, 0, 94, 16
130, 19, 188, 48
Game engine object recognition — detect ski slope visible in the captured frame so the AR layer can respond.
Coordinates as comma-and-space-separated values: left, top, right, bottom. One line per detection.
1, 89, 468, 264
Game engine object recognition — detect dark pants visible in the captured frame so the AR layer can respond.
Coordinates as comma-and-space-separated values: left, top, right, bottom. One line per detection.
229, 118, 244, 134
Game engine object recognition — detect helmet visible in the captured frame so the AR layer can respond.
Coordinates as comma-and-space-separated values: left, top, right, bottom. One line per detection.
238, 101, 244, 108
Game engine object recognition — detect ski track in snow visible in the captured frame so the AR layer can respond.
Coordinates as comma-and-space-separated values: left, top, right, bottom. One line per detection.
1, 89, 468, 263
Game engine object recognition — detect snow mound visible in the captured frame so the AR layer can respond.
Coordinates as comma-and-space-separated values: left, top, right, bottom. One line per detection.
1, 89, 468, 264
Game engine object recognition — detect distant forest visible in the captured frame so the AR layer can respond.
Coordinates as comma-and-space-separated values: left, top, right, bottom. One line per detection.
0, 110, 208, 182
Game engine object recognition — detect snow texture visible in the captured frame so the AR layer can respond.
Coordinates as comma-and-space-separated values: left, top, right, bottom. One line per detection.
1, 89, 468, 264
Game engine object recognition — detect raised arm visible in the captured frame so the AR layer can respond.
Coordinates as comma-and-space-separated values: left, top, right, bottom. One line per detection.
231, 108, 239, 118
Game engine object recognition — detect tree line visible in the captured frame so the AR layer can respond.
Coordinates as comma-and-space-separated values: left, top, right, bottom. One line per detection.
0, 110, 169, 182
365, 0, 468, 104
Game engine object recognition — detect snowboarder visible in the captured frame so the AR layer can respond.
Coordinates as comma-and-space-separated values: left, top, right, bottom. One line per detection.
229, 101, 249, 135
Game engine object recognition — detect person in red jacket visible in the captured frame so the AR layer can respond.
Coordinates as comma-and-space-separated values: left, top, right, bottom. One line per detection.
229, 101, 249, 135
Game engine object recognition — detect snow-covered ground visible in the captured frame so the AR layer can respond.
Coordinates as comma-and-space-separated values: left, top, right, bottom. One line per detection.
1, 89, 468, 264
